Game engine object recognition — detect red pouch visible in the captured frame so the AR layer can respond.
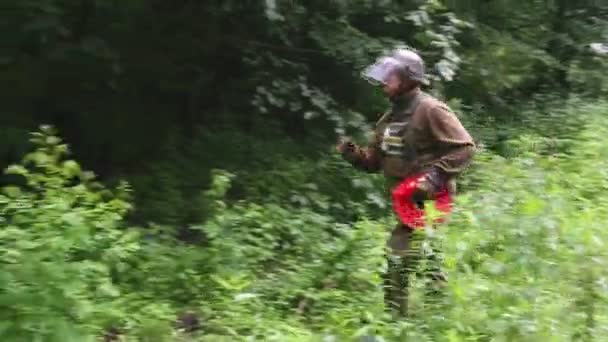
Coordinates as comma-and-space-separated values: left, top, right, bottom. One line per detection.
391, 173, 453, 228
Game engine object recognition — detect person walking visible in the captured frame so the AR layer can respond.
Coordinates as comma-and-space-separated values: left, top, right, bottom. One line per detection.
336, 48, 475, 316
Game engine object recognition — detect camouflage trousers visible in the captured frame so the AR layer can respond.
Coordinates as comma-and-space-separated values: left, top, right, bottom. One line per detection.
384, 223, 447, 317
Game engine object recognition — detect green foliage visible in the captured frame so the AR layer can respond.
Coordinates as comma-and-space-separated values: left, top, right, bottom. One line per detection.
2, 0, 608, 340
4, 102, 608, 340
3, 0, 606, 173
127, 127, 390, 229
0, 127, 390, 340
0, 126, 140, 341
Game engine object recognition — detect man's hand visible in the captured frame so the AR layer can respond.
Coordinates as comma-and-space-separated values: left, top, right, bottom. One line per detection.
336, 136, 355, 154
411, 168, 446, 204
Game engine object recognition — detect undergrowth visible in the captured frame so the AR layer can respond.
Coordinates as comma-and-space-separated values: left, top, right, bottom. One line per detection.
1, 102, 608, 341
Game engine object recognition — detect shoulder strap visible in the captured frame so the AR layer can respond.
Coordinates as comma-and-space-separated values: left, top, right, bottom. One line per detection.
375, 110, 392, 127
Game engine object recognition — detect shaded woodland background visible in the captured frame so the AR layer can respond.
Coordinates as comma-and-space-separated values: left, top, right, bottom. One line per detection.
1, 1, 608, 341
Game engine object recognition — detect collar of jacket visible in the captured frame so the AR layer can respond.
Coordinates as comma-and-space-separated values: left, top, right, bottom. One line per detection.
390, 87, 422, 117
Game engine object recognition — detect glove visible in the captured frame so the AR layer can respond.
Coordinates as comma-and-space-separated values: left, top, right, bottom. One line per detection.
336, 137, 356, 156
411, 168, 447, 205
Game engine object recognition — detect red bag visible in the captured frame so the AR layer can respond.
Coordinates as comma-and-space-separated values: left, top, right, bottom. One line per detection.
391, 173, 453, 228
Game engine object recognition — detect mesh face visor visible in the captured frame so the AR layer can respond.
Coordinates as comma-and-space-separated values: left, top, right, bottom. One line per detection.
361, 56, 404, 85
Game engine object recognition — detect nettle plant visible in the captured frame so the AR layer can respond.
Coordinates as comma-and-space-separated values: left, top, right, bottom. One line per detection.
0, 126, 140, 341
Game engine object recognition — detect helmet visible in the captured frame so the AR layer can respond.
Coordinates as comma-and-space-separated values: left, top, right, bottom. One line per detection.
361, 48, 427, 85
391, 48, 426, 83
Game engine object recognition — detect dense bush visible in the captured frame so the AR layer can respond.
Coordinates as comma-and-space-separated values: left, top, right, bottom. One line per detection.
0, 126, 140, 341
1, 0, 607, 340
0, 102, 607, 340
0, 126, 389, 340
1, 0, 606, 178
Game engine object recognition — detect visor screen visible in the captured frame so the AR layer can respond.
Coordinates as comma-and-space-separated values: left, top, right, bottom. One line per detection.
361, 57, 403, 85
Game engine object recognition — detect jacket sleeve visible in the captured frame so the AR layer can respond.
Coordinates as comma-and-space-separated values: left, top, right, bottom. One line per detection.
423, 105, 476, 178
341, 133, 382, 173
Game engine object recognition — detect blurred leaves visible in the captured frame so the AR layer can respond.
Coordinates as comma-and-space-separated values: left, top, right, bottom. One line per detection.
5, 103, 608, 340
0, 0, 608, 340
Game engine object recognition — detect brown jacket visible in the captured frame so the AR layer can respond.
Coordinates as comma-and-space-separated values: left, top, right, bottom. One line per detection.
343, 88, 475, 187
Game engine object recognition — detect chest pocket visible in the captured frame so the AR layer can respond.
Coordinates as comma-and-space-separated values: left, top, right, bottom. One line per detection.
380, 122, 408, 156
380, 120, 419, 161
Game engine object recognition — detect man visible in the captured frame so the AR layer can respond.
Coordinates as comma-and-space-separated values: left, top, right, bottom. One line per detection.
336, 48, 475, 316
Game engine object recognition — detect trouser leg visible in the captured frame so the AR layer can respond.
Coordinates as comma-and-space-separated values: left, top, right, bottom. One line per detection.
417, 231, 448, 303
384, 224, 417, 317
384, 253, 408, 316
384, 224, 447, 316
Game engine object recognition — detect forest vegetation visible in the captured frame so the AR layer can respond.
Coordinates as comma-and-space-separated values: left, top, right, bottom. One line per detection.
1, 1, 608, 341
